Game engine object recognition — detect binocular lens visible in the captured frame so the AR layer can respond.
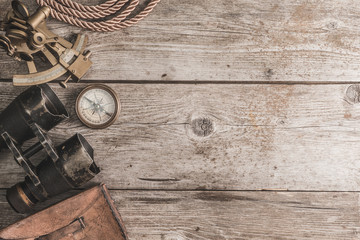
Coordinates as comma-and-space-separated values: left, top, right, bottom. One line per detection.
6, 134, 100, 213
41, 83, 68, 119
0, 84, 69, 149
1, 84, 101, 213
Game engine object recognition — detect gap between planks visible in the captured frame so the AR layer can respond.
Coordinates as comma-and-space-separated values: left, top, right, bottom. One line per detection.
0, 189, 359, 240
1, 83, 360, 191
1, 187, 360, 193
2, 0, 360, 82
2, 79, 360, 85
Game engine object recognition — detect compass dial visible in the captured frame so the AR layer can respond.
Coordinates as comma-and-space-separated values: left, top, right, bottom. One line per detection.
75, 84, 120, 129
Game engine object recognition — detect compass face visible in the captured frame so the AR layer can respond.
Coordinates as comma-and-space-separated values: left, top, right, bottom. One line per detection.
76, 85, 120, 129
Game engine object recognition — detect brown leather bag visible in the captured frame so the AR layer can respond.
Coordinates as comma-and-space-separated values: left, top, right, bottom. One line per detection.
0, 184, 128, 240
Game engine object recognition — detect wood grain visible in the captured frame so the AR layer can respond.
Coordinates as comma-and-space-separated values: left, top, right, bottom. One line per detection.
0, 189, 359, 239
1, 1, 360, 237
0, 83, 359, 191
2, 0, 360, 82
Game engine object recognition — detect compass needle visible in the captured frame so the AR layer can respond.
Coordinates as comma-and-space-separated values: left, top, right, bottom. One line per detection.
102, 103, 115, 106
84, 96, 95, 104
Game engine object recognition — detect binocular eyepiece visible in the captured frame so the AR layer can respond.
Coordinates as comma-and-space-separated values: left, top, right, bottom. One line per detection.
7, 133, 100, 213
0, 84, 100, 213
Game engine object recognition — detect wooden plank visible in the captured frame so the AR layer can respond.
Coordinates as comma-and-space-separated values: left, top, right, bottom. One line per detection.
0, 189, 359, 239
2, 0, 360, 82
0, 83, 359, 191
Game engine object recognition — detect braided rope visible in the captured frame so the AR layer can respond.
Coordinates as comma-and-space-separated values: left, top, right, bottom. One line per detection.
57, 0, 119, 12
40, 0, 129, 19
35, 0, 161, 32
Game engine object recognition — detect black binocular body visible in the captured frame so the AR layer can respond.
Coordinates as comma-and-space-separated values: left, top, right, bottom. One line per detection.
0, 84, 67, 149
0, 84, 100, 213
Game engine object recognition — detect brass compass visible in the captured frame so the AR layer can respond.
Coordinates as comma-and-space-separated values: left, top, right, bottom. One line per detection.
75, 85, 120, 129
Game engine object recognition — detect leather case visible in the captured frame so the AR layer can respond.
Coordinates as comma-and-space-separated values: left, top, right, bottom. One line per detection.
0, 184, 128, 240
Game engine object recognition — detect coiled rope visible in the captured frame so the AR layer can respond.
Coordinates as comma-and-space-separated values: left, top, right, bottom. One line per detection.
35, 0, 161, 32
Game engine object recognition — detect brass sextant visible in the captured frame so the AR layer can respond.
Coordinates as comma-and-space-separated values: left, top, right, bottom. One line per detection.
0, 0, 92, 87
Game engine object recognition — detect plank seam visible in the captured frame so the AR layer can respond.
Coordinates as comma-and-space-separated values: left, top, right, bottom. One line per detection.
0, 188, 359, 192
1, 79, 360, 85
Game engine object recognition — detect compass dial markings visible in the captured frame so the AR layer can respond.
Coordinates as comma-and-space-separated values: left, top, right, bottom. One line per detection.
76, 85, 120, 129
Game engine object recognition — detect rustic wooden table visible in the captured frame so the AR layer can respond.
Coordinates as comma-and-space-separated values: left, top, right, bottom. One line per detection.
1, 0, 360, 239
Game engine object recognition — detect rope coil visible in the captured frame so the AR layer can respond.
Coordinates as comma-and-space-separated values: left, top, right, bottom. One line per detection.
35, 0, 161, 32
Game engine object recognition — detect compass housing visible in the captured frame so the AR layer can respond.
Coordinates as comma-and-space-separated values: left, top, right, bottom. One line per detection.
75, 84, 120, 129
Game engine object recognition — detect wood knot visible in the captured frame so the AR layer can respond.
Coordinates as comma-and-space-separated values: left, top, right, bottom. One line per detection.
345, 85, 360, 103
327, 22, 338, 30
191, 118, 214, 137
265, 68, 274, 79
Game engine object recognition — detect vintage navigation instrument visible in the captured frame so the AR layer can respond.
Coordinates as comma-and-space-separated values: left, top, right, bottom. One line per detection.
76, 84, 120, 129
0, 0, 92, 87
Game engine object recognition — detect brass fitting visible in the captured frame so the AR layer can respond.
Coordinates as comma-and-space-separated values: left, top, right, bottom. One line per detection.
27, 6, 51, 30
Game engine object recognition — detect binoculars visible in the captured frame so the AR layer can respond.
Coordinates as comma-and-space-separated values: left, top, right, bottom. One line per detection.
0, 84, 100, 213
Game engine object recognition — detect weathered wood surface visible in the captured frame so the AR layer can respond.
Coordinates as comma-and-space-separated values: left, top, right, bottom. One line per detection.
0, 83, 359, 191
0, 190, 359, 239
1, 0, 360, 239
2, 0, 360, 82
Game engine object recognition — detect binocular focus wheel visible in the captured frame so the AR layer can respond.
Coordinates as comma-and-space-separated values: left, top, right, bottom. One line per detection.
11, 0, 30, 19
7, 182, 36, 213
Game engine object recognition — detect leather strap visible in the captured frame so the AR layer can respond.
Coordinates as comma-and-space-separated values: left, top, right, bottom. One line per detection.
37, 217, 85, 240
